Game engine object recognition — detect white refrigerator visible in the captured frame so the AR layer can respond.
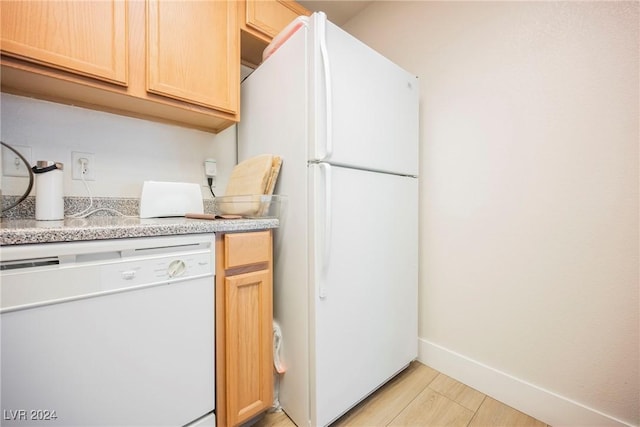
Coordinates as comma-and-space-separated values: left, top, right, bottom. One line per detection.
238, 12, 418, 427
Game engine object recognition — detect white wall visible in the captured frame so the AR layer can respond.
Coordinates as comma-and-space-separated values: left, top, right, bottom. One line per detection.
1, 93, 237, 200
345, 2, 639, 426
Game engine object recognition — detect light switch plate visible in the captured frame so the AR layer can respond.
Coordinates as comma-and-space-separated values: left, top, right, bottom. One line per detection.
2, 145, 32, 177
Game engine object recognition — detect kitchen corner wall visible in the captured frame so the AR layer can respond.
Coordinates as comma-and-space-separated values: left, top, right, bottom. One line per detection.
0, 93, 237, 200
345, 2, 639, 427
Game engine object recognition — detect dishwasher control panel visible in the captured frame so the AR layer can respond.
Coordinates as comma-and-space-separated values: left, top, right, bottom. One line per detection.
1, 234, 215, 313
105, 251, 212, 289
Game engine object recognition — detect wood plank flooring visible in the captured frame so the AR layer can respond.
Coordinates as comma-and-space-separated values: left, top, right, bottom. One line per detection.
250, 361, 549, 427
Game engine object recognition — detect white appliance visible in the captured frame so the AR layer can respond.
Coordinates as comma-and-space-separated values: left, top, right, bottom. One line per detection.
238, 12, 418, 427
0, 234, 216, 427
139, 181, 204, 218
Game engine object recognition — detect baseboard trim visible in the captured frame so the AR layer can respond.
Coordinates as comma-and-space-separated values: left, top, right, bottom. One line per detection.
418, 338, 635, 427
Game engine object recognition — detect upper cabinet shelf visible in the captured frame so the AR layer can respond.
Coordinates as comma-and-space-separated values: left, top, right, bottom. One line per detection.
1, 0, 239, 133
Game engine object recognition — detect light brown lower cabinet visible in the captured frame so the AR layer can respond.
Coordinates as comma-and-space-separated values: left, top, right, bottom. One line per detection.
216, 230, 274, 426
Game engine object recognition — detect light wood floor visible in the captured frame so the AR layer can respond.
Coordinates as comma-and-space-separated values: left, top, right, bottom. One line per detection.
250, 361, 549, 427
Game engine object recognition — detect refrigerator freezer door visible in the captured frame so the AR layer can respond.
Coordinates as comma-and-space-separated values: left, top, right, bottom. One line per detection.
311, 16, 419, 176
309, 163, 418, 426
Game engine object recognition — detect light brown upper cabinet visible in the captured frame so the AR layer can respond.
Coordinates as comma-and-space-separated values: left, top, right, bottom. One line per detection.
244, 0, 310, 41
147, 0, 237, 114
0, 1, 239, 133
0, 1, 128, 86
240, 0, 310, 67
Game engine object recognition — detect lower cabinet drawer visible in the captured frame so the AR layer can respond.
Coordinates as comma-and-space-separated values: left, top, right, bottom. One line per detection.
224, 230, 271, 269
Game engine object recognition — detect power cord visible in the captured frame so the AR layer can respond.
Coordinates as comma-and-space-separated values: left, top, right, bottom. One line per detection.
66, 158, 94, 218
207, 177, 216, 198
66, 157, 135, 218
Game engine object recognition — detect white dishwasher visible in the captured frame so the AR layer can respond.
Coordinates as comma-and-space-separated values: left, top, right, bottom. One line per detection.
0, 233, 216, 427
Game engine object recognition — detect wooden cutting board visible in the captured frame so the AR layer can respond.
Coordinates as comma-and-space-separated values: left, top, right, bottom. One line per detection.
256, 156, 282, 216
225, 154, 274, 196
222, 154, 282, 216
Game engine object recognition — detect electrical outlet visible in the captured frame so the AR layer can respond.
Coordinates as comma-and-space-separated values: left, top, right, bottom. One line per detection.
1, 144, 32, 177
71, 152, 96, 181
204, 159, 217, 188
204, 159, 217, 177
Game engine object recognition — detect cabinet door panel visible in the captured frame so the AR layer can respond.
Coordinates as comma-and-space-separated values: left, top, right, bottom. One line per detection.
246, 0, 309, 39
147, 0, 238, 113
225, 270, 273, 426
0, 1, 127, 85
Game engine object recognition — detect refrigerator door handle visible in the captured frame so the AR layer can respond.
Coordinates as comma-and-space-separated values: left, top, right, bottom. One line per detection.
318, 12, 333, 161
318, 162, 332, 299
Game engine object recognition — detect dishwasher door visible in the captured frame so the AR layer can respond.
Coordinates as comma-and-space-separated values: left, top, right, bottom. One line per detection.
1, 234, 216, 427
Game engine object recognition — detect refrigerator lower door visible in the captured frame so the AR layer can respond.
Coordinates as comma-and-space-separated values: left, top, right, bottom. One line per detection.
309, 163, 418, 426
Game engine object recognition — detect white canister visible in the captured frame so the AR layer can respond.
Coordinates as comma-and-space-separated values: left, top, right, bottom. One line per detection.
33, 161, 64, 221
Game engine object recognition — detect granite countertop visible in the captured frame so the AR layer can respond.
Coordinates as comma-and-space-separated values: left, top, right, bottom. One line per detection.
0, 216, 279, 245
